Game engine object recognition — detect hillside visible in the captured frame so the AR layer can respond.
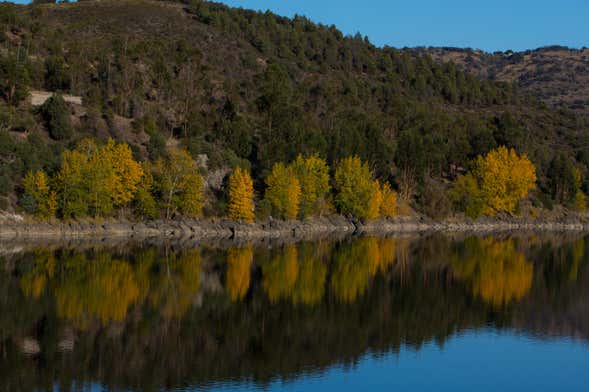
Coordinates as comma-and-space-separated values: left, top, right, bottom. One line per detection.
0, 0, 588, 217
415, 46, 589, 116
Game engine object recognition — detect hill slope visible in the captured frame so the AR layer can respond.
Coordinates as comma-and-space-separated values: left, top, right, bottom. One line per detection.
0, 0, 588, 215
415, 46, 589, 116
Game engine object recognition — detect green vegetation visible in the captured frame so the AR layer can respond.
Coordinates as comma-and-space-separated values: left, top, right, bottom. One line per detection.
0, 0, 587, 219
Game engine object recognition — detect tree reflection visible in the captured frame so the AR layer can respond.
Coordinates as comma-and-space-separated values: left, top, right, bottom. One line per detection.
291, 242, 329, 306
263, 245, 299, 303
225, 246, 253, 301
147, 249, 202, 319
19, 247, 202, 325
452, 237, 533, 307
330, 238, 396, 303
22, 251, 140, 328
5, 234, 589, 392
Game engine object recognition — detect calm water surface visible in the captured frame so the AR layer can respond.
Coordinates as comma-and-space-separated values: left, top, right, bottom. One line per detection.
1, 233, 588, 391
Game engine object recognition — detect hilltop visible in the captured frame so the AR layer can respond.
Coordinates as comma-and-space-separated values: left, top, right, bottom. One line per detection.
415, 46, 589, 116
0, 0, 588, 218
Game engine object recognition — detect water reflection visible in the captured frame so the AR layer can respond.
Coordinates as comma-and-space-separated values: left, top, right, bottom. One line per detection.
451, 238, 533, 307
226, 246, 253, 302
1, 234, 588, 391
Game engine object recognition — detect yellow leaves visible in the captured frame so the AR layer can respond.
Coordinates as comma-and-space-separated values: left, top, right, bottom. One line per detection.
380, 182, 398, 218
55, 138, 144, 218
289, 154, 331, 218
573, 191, 587, 212
22, 170, 57, 218
454, 146, 536, 217
264, 162, 301, 220
333, 156, 375, 219
102, 139, 144, 208
333, 156, 397, 220
55, 149, 89, 218
134, 162, 158, 219
225, 246, 253, 301
153, 148, 203, 219
366, 180, 383, 220
228, 167, 255, 223
452, 238, 533, 307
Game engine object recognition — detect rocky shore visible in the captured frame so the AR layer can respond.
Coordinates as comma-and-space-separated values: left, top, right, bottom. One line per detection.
2, 213, 589, 242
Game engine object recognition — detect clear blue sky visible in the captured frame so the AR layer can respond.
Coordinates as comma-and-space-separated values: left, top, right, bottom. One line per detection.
12, 0, 589, 52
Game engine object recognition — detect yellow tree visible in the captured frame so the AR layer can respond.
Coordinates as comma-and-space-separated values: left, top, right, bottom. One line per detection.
86, 140, 118, 216
55, 148, 91, 218
289, 154, 331, 218
227, 167, 255, 223
453, 146, 536, 217
134, 162, 158, 219
55, 139, 144, 218
333, 156, 377, 219
366, 180, 383, 220
100, 139, 144, 208
22, 170, 57, 218
265, 162, 301, 220
153, 148, 203, 219
380, 182, 398, 218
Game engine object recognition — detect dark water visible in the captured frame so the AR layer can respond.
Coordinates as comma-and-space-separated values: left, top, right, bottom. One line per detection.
1, 233, 589, 391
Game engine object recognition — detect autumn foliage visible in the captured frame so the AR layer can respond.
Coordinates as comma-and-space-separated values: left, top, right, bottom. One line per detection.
264, 162, 301, 219
227, 167, 255, 223
453, 146, 537, 217
55, 139, 144, 218
333, 156, 397, 220
22, 170, 57, 218
289, 155, 331, 218
153, 149, 204, 219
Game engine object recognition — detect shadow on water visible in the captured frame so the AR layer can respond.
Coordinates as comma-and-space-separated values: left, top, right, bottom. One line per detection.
1, 232, 589, 391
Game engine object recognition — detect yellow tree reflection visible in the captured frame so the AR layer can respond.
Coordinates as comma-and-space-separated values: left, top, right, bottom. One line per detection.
148, 249, 202, 319
225, 246, 253, 301
452, 237, 533, 307
291, 243, 329, 306
20, 250, 56, 299
53, 253, 140, 327
331, 237, 382, 303
262, 245, 299, 303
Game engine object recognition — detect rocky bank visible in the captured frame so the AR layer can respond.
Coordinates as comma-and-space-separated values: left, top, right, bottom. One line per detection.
2, 213, 589, 242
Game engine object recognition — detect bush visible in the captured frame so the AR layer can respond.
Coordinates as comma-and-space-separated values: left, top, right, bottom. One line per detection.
39, 95, 72, 140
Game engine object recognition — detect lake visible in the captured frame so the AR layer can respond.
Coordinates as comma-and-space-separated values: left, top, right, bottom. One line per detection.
1, 233, 588, 391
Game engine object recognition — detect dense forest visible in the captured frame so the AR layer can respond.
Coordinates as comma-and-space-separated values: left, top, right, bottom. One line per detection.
1, 0, 588, 220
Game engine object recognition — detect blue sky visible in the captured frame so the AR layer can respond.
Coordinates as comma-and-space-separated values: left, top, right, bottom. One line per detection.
12, 0, 589, 52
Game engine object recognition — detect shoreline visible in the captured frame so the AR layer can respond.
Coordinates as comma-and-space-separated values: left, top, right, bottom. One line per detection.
2, 215, 589, 242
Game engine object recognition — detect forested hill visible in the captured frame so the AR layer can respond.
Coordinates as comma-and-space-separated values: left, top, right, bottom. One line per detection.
413, 46, 589, 117
0, 0, 588, 217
